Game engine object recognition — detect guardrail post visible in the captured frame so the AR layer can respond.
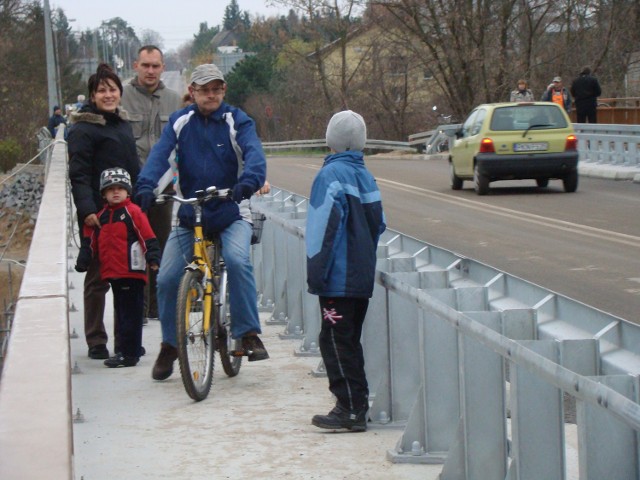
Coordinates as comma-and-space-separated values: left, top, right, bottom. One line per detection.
279, 218, 306, 340
577, 374, 640, 479
509, 340, 565, 480
439, 311, 508, 480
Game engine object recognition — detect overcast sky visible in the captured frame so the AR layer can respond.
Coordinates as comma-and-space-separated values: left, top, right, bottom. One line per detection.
48, 0, 290, 51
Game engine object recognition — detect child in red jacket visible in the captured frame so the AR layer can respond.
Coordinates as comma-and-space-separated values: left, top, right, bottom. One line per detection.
76, 168, 160, 368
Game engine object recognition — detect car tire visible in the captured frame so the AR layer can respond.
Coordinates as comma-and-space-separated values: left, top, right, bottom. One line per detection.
536, 178, 549, 188
474, 165, 489, 195
450, 162, 463, 190
563, 170, 578, 192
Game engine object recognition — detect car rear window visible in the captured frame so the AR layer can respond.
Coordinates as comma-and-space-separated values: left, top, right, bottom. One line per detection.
490, 105, 569, 131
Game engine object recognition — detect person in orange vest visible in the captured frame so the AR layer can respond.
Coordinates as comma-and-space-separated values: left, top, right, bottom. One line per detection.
541, 76, 572, 113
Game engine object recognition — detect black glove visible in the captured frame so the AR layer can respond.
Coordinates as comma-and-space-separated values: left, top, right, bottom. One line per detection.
231, 183, 254, 203
75, 247, 92, 272
134, 188, 155, 212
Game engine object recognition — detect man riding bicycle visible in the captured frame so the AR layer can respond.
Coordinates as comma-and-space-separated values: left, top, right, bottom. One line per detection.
134, 63, 269, 381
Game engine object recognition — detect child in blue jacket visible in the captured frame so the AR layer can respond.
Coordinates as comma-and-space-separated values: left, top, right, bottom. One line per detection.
306, 110, 386, 432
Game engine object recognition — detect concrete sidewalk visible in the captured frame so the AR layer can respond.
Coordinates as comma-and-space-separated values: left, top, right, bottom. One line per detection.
68, 264, 441, 479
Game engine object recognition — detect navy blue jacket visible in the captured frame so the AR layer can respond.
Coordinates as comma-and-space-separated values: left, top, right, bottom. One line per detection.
135, 102, 266, 236
306, 151, 386, 298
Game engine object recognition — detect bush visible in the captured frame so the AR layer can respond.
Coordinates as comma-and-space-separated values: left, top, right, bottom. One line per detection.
0, 139, 23, 174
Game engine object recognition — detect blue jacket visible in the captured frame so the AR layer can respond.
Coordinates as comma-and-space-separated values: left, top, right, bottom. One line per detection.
306, 151, 386, 298
135, 102, 266, 235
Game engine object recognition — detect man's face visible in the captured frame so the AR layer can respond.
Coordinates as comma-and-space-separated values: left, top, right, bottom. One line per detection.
553, 81, 562, 90
134, 49, 164, 91
189, 80, 226, 116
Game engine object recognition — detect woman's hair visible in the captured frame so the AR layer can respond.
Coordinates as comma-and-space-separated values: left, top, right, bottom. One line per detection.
87, 63, 123, 96
517, 79, 528, 87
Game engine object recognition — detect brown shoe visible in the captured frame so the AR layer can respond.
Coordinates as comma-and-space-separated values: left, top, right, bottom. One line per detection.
242, 334, 269, 362
152, 342, 178, 380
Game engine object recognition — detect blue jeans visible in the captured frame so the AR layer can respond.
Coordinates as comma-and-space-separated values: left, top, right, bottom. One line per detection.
157, 220, 261, 347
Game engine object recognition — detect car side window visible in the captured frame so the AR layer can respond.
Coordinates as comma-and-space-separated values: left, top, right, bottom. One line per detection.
471, 109, 486, 136
461, 110, 478, 138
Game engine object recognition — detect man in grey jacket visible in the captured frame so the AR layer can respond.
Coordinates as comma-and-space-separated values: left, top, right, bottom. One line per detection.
121, 45, 182, 324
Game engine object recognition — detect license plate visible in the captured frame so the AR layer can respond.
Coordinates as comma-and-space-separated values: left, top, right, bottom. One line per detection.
514, 142, 548, 152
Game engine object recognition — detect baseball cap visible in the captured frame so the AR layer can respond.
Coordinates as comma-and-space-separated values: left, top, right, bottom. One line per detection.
100, 168, 132, 194
190, 64, 225, 85
552, 76, 562, 82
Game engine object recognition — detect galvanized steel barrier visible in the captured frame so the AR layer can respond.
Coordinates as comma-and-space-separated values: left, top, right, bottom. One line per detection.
251, 186, 640, 479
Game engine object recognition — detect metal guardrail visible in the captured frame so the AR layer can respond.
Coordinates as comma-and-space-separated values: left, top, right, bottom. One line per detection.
250, 186, 640, 478
262, 138, 416, 152
265, 123, 640, 165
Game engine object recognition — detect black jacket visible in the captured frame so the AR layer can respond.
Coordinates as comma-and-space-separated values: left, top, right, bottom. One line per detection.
68, 104, 140, 226
570, 74, 602, 111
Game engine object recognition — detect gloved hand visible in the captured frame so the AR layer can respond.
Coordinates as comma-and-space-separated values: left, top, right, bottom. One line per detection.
231, 183, 254, 203
75, 247, 92, 273
134, 188, 155, 212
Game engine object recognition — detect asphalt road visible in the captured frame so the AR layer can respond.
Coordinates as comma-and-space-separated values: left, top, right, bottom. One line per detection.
265, 153, 640, 323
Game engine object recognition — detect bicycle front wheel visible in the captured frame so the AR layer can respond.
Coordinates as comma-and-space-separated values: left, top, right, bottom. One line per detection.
176, 269, 214, 401
216, 271, 242, 377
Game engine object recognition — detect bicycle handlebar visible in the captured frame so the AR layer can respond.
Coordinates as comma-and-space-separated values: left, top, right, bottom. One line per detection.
155, 186, 231, 206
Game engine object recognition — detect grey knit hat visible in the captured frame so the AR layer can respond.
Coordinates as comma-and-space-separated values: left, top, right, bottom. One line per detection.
326, 110, 367, 152
190, 64, 225, 85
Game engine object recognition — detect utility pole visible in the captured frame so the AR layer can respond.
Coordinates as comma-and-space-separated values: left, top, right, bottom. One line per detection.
43, 0, 60, 113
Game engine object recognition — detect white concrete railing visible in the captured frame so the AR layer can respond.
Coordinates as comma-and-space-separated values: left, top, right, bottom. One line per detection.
0, 128, 73, 479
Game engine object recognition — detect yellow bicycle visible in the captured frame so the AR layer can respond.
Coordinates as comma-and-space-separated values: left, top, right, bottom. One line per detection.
156, 186, 261, 401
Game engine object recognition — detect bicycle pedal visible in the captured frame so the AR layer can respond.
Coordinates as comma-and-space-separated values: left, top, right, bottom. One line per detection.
230, 349, 247, 357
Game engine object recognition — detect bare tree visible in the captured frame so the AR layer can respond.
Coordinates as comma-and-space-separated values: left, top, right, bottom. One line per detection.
375, 0, 638, 116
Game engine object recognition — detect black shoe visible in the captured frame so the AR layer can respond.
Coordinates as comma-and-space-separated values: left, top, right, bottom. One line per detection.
104, 354, 138, 368
88, 344, 109, 360
242, 334, 269, 362
115, 346, 145, 357
152, 342, 178, 380
312, 404, 368, 432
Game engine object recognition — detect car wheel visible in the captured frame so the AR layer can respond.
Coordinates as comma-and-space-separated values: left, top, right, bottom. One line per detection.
536, 178, 549, 188
450, 162, 463, 190
474, 165, 489, 195
563, 170, 578, 192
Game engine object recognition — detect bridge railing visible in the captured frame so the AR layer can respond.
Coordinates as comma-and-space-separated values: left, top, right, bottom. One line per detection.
0, 127, 73, 480
250, 187, 640, 478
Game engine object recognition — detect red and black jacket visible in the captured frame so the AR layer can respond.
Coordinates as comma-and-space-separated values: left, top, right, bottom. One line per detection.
80, 198, 160, 282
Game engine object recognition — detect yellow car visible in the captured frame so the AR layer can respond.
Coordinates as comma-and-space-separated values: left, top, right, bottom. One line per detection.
448, 102, 579, 195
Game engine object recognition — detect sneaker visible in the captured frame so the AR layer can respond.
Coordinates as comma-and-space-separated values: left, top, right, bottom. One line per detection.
312, 404, 368, 432
88, 344, 109, 360
152, 342, 178, 380
242, 334, 269, 362
104, 354, 138, 368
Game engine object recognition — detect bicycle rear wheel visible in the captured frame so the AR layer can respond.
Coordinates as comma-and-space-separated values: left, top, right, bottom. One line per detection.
215, 271, 242, 377
176, 269, 214, 401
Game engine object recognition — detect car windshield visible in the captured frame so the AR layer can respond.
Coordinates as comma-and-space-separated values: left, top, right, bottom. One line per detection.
490, 105, 568, 131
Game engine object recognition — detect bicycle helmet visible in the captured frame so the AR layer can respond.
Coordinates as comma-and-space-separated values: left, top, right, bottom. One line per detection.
100, 167, 132, 194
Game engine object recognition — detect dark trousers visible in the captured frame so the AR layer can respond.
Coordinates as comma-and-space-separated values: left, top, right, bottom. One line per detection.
576, 107, 597, 123
318, 296, 370, 413
144, 199, 172, 318
109, 278, 145, 358
84, 255, 110, 348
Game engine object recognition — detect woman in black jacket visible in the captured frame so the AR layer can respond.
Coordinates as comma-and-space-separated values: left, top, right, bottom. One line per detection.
68, 63, 140, 360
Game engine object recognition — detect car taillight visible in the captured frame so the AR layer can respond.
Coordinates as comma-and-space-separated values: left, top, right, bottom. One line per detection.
565, 134, 577, 151
479, 138, 495, 153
